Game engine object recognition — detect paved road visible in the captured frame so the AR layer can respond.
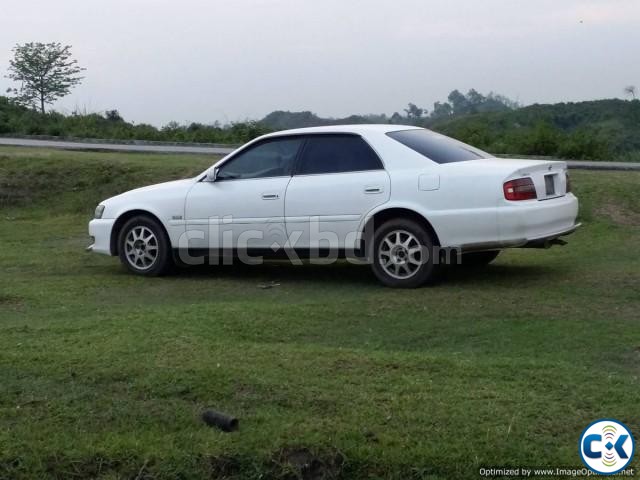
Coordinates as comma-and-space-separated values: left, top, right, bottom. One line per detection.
2, 137, 640, 171
560, 160, 640, 171
0, 137, 235, 155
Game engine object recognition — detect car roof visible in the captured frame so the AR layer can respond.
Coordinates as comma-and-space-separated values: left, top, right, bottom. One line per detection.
261, 124, 421, 138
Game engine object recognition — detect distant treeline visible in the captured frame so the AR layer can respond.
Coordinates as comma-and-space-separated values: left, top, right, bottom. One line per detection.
261, 89, 520, 129
260, 93, 640, 161
0, 97, 271, 144
1, 90, 639, 161
430, 98, 640, 162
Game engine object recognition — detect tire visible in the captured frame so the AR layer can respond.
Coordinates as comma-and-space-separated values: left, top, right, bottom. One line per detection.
459, 250, 500, 267
117, 215, 173, 276
370, 218, 438, 288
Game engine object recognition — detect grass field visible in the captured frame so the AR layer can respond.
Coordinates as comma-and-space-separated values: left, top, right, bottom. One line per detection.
0, 147, 638, 479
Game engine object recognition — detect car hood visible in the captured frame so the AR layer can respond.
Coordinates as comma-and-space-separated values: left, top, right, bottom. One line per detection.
99, 178, 196, 219
106, 178, 195, 202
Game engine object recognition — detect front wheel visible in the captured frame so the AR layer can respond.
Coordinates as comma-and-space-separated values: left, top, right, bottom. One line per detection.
370, 219, 439, 288
117, 215, 173, 276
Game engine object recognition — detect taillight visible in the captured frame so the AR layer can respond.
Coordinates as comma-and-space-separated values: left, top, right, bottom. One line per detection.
503, 177, 537, 201
566, 173, 572, 193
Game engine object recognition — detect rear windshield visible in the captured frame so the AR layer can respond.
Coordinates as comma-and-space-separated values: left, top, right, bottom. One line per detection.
386, 129, 492, 164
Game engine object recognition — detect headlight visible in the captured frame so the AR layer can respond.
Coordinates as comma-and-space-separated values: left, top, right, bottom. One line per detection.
94, 205, 105, 219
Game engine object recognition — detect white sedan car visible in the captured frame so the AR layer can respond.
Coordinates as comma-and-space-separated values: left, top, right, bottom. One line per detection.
88, 125, 579, 287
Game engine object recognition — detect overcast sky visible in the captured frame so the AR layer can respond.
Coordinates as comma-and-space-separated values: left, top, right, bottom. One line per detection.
2, 0, 639, 126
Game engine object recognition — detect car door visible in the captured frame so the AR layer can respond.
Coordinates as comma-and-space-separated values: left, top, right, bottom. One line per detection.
184, 137, 303, 252
284, 134, 390, 251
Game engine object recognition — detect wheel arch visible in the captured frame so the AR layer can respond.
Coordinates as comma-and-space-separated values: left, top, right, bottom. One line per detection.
361, 207, 441, 247
110, 209, 169, 255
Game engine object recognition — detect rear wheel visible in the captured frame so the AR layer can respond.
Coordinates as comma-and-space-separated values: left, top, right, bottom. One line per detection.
118, 215, 173, 276
459, 250, 500, 267
371, 219, 438, 288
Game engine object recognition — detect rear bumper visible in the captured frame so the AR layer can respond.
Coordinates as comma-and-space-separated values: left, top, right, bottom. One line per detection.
499, 193, 579, 243
521, 222, 581, 248
459, 223, 581, 252
460, 194, 580, 252
87, 218, 116, 255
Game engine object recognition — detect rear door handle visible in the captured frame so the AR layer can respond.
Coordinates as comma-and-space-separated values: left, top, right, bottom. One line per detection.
262, 193, 279, 200
364, 186, 383, 194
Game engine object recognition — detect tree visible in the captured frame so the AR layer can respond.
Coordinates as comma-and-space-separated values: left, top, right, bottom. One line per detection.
431, 101, 453, 119
465, 88, 486, 112
404, 103, 425, 122
6, 42, 85, 114
624, 85, 636, 99
105, 109, 123, 122
390, 112, 403, 124
447, 89, 469, 115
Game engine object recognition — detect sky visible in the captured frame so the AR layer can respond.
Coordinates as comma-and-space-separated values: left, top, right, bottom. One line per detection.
1, 0, 639, 126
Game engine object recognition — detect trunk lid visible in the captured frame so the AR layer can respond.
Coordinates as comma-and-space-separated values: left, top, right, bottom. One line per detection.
499, 158, 568, 200
444, 157, 570, 200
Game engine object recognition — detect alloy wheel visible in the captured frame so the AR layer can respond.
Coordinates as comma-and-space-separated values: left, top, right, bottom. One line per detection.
124, 226, 159, 270
377, 229, 423, 280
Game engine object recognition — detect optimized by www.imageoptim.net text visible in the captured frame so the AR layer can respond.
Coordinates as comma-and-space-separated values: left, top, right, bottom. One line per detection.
479, 467, 635, 477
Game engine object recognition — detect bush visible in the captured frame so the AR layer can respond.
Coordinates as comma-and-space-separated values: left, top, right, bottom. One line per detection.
0, 95, 274, 144
557, 129, 609, 160
0, 95, 635, 160
516, 122, 560, 156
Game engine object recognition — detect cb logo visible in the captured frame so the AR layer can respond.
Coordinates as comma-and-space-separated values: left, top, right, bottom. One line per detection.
579, 418, 635, 475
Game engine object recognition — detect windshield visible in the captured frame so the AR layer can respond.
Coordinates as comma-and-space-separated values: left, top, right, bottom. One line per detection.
387, 129, 492, 164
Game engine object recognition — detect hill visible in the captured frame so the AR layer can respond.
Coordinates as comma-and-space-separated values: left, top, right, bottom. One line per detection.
258, 99, 640, 161
428, 99, 640, 161
258, 110, 390, 130
1, 94, 639, 161
0, 96, 269, 144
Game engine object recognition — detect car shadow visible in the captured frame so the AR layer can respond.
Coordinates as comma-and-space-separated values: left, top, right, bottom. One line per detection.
440, 263, 559, 286
171, 260, 557, 288
174, 260, 377, 286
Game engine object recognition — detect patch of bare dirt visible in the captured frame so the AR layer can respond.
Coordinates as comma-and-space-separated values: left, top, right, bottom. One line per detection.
0, 294, 23, 308
202, 454, 241, 478
596, 202, 640, 226
272, 447, 345, 480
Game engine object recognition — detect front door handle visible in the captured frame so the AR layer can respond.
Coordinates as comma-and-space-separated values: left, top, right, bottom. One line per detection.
364, 186, 383, 194
262, 193, 279, 200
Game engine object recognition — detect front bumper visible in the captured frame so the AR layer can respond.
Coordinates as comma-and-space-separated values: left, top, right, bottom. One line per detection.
87, 218, 116, 255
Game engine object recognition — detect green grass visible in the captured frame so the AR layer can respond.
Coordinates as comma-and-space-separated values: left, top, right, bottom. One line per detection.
1, 147, 639, 479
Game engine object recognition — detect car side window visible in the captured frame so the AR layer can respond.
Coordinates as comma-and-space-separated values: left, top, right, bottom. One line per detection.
295, 135, 383, 175
217, 138, 303, 180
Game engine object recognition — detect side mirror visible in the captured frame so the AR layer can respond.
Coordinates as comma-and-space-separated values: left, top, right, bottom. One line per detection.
206, 167, 219, 182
